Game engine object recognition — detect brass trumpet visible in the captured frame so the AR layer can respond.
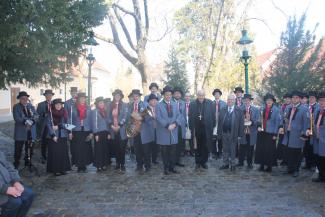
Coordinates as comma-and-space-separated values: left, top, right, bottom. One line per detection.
125, 107, 154, 138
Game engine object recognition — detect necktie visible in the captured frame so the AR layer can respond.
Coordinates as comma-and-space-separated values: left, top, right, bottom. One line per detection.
134, 103, 138, 113
186, 103, 189, 115
48, 102, 51, 113
317, 110, 324, 138
288, 107, 297, 131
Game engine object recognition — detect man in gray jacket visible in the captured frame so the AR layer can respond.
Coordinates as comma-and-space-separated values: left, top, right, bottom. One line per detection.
0, 151, 34, 217
218, 94, 244, 171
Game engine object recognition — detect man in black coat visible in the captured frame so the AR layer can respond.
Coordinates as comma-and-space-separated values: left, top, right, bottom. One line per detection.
36, 89, 54, 163
189, 90, 214, 169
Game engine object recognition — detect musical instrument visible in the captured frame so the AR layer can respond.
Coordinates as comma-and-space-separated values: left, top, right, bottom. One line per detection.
244, 109, 252, 134
258, 109, 264, 132
309, 109, 314, 136
126, 107, 154, 138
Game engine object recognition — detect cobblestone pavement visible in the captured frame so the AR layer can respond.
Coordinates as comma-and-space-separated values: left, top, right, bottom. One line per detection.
0, 121, 325, 217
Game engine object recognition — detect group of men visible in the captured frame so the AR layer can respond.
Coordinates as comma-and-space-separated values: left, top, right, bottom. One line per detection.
10, 83, 325, 182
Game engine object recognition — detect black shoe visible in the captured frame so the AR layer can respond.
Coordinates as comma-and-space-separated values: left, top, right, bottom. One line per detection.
280, 161, 287, 166
219, 165, 229, 170
258, 165, 264, 172
164, 169, 169, 175
144, 167, 150, 172
292, 171, 299, 177
120, 165, 126, 171
135, 166, 142, 172
97, 168, 102, 172
312, 177, 325, 183
175, 163, 185, 167
247, 164, 253, 169
102, 166, 107, 171
230, 166, 236, 171
152, 161, 159, 165
195, 164, 201, 170
169, 168, 179, 174
61, 171, 67, 175
41, 157, 46, 164
265, 167, 272, 172
201, 164, 208, 169
115, 165, 120, 170
236, 163, 244, 167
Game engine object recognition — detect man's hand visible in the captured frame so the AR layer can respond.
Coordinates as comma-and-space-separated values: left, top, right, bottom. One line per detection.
306, 129, 312, 136
6, 187, 21, 197
278, 128, 284, 134
107, 134, 111, 140
13, 182, 24, 194
53, 125, 59, 131
53, 136, 58, 143
168, 124, 174, 131
272, 136, 277, 140
258, 127, 263, 132
95, 135, 99, 142
69, 133, 73, 140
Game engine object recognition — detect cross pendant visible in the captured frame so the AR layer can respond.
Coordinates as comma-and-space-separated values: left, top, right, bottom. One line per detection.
198, 114, 202, 120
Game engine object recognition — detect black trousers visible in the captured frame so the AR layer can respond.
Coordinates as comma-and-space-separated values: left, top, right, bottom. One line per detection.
239, 134, 254, 165
41, 127, 48, 159
195, 130, 208, 165
212, 137, 223, 156
175, 127, 184, 164
134, 134, 151, 168
161, 144, 176, 171
150, 142, 159, 163
14, 141, 29, 168
303, 139, 316, 168
287, 147, 303, 173
113, 134, 127, 166
316, 155, 325, 180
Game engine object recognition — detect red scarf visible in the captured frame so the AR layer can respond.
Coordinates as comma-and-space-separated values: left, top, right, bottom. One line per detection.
77, 103, 87, 120
263, 106, 271, 130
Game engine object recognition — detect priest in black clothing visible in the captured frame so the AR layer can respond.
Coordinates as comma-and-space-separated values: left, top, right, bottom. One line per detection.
189, 90, 214, 169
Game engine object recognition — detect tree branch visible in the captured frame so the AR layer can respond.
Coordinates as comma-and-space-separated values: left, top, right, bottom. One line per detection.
113, 6, 137, 51
144, 0, 149, 35
132, 0, 143, 42
147, 17, 173, 42
202, 0, 225, 88
108, 11, 138, 66
94, 33, 114, 44
112, 3, 136, 18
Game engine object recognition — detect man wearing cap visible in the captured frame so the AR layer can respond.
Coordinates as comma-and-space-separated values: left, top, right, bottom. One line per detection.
237, 94, 260, 169
13, 91, 38, 169
311, 92, 325, 182
212, 89, 227, 159
301, 92, 309, 107
218, 94, 244, 171
234, 87, 244, 108
173, 87, 186, 167
156, 86, 182, 175
129, 89, 147, 172
144, 83, 161, 106
189, 90, 214, 169
281, 91, 309, 177
140, 94, 159, 171
303, 91, 319, 170
37, 89, 55, 163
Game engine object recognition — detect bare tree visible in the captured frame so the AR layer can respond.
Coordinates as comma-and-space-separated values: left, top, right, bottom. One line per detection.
97, 0, 150, 92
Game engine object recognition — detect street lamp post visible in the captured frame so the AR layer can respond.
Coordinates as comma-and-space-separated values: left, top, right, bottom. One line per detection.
237, 29, 253, 94
83, 31, 99, 105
